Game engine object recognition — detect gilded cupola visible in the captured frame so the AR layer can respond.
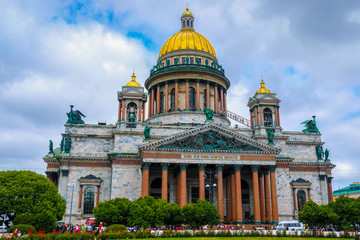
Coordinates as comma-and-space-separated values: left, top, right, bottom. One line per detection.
158, 8, 216, 58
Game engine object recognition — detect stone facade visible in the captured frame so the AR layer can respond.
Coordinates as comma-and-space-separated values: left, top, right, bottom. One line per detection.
43, 8, 335, 225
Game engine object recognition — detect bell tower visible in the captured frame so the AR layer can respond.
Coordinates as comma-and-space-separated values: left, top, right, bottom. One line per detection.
117, 72, 147, 129
247, 76, 281, 136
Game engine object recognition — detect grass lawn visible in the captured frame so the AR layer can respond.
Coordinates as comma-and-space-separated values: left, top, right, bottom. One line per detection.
157, 238, 350, 240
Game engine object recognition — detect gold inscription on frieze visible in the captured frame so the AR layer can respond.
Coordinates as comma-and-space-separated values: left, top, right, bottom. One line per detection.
183, 155, 192, 158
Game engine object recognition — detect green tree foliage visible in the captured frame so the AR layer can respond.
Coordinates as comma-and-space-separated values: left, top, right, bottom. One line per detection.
182, 200, 220, 228
127, 196, 168, 228
7, 224, 36, 233
93, 198, 131, 226
298, 200, 339, 229
0, 171, 66, 232
162, 202, 183, 226
328, 195, 360, 230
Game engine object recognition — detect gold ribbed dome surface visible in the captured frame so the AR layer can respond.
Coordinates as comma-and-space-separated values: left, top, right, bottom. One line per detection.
256, 77, 271, 94
126, 72, 141, 87
159, 29, 217, 58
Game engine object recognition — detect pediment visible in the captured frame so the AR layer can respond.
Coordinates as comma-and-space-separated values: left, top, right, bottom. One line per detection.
120, 87, 144, 95
247, 93, 280, 107
140, 124, 281, 154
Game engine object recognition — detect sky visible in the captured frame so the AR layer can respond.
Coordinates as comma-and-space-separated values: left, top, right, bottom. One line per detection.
1, 0, 360, 191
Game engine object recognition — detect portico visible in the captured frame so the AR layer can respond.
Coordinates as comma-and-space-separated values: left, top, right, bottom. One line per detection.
139, 124, 281, 224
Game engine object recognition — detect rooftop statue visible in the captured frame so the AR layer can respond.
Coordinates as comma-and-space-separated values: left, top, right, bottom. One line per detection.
266, 129, 275, 145
316, 145, 324, 160
66, 105, 86, 124
301, 115, 320, 133
49, 140, 54, 153
204, 108, 214, 121
325, 148, 330, 160
144, 125, 151, 140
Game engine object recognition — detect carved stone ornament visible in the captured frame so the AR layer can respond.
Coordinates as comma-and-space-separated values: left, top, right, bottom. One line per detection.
158, 130, 262, 151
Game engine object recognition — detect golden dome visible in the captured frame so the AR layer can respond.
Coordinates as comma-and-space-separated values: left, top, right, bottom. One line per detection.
125, 72, 141, 87
159, 29, 216, 58
182, 7, 193, 16
256, 76, 271, 94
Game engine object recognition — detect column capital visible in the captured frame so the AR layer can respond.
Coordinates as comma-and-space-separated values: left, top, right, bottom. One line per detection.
327, 176, 333, 183
216, 164, 224, 171
174, 79, 179, 83
234, 164, 242, 172
185, 78, 190, 83
198, 163, 206, 171
307, 188, 311, 191
142, 162, 151, 170
319, 174, 326, 180
269, 165, 277, 172
161, 163, 170, 170
196, 79, 201, 83
180, 163, 188, 170
251, 165, 259, 172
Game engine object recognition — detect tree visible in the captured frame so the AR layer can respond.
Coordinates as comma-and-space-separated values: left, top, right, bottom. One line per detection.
0, 171, 66, 232
162, 202, 183, 226
128, 196, 168, 228
182, 200, 220, 228
328, 195, 360, 230
93, 198, 132, 226
298, 200, 338, 229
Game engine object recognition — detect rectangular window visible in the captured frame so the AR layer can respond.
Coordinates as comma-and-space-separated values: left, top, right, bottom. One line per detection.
182, 57, 186, 64
190, 57, 194, 64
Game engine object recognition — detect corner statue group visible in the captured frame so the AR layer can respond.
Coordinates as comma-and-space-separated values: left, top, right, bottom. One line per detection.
66, 105, 86, 124
301, 115, 320, 133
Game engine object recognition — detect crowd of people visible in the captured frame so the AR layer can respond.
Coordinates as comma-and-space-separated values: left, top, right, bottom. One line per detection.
55, 222, 104, 234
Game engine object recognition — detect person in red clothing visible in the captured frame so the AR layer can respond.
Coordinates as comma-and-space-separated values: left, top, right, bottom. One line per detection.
98, 222, 103, 233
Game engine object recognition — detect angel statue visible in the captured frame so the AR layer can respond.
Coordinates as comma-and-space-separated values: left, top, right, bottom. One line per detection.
66, 105, 86, 124
204, 108, 214, 121
301, 115, 320, 133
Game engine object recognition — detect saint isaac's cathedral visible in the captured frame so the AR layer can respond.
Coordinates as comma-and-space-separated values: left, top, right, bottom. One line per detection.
44, 8, 335, 224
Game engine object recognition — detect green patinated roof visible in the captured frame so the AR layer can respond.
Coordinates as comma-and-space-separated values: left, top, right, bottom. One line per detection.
53, 147, 61, 156
333, 182, 360, 195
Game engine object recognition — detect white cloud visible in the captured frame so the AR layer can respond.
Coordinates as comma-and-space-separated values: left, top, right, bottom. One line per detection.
0, 0, 360, 191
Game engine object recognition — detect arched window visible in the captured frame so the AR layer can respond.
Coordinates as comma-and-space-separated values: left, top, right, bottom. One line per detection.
171, 88, 175, 110
263, 108, 273, 127
203, 90, 207, 110
150, 178, 162, 199
189, 87, 196, 110
191, 21, 193, 28
160, 91, 164, 113
183, 21, 185, 27
127, 102, 137, 122
297, 190, 306, 211
83, 187, 95, 214
187, 19, 189, 27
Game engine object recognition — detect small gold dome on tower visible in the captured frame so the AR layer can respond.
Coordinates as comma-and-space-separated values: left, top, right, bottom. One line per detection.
256, 76, 271, 94
182, 7, 193, 16
125, 72, 141, 87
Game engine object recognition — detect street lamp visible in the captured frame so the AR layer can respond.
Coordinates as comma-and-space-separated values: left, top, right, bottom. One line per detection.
68, 183, 75, 224
203, 170, 218, 203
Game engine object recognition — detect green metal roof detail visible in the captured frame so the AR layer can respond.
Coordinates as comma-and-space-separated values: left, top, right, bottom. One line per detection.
333, 182, 360, 195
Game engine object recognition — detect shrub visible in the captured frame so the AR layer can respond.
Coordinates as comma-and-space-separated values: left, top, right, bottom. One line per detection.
7, 224, 36, 233
106, 224, 127, 232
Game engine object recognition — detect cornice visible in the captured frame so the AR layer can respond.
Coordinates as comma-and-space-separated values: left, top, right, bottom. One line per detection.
286, 141, 325, 146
